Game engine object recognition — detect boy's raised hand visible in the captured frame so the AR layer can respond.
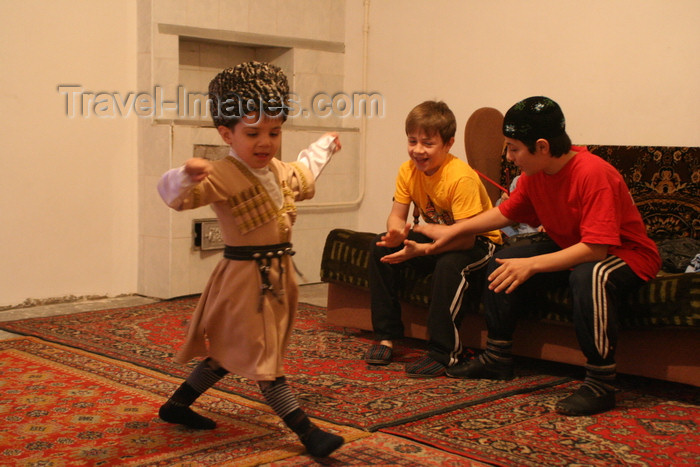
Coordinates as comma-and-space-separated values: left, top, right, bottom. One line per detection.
184, 158, 213, 183
324, 132, 342, 153
376, 224, 411, 249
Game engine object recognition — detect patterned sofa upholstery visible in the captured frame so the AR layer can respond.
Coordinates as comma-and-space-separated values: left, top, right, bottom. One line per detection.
320, 146, 699, 386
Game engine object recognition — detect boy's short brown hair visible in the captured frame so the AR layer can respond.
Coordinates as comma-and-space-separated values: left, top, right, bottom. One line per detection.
405, 101, 456, 144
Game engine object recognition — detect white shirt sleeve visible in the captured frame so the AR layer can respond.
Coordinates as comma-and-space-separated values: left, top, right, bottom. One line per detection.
157, 166, 196, 208
296, 134, 339, 179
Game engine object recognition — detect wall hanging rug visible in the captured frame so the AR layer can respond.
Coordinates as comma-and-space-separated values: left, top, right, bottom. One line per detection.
0, 337, 363, 466
0, 298, 572, 431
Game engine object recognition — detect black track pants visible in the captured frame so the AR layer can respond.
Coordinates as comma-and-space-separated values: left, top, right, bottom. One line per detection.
483, 240, 644, 366
369, 231, 494, 366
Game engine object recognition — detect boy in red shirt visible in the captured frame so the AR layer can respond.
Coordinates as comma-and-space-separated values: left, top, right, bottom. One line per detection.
415, 96, 661, 415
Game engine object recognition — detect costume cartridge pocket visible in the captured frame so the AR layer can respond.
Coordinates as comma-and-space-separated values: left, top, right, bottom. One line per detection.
227, 185, 278, 234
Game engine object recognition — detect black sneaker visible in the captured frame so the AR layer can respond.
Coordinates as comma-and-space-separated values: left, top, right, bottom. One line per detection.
445, 357, 514, 380
555, 384, 615, 416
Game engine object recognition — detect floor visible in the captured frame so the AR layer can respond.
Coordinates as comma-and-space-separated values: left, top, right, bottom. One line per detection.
0, 282, 329, 341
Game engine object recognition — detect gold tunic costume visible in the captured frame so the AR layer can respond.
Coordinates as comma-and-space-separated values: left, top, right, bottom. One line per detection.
161, 156, 315, 381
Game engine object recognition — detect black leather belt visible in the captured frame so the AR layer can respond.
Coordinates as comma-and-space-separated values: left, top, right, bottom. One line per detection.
224, 243, 295, 310
223, 243, 295, 261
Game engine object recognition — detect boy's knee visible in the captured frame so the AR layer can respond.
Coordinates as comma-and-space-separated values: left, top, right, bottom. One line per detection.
434, 250, 462, 267
486, 247, 522, 275
494, 244, 529, 260
569, 263, 598, 295
569, 262, 596, 290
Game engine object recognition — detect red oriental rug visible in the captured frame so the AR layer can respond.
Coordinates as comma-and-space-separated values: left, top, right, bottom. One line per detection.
264, 432, 490, 466
0, 337, 364, 466
0, 298, 572, 431
381, 379, 700, 466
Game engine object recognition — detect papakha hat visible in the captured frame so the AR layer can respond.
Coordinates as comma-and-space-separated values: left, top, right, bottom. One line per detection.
503, 96, 566, 141
209, 61, 289, 127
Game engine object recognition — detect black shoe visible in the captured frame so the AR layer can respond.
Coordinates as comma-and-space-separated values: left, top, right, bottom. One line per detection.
159, 403, 217, 429
301, 427, 344, 458
555, 384, 615, 416
445, 357, 514, 380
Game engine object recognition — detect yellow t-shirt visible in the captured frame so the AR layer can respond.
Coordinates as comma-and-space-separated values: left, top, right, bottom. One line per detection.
394, 153, 502, 245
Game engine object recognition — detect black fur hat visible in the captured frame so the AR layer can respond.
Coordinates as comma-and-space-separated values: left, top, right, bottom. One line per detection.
208, 61, 290, 127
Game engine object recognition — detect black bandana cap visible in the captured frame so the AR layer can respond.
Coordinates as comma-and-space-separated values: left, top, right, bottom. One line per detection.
503, 96, 566, 141
209, 61, 290, 127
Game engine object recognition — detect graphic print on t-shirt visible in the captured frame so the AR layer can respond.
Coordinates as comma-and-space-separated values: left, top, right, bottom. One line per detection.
422, 196, 455, 225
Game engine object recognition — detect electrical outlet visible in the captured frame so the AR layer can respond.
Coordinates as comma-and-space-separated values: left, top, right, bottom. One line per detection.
193, 219, 224, 250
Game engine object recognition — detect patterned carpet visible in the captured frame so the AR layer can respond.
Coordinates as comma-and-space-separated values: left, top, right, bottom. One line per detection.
382, 378, 700, 466
0, 337, 364, 466
262, 432, 490, 466
0, 298, 573, 431
2, 298, 698, 465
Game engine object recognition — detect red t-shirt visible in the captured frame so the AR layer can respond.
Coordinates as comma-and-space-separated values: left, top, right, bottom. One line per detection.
498, 147, 661, 280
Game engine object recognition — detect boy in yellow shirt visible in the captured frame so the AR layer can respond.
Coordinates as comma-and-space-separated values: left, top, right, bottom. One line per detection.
364, 100, 502, 377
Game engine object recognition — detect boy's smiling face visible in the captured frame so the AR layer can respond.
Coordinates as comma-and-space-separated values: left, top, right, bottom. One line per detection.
407, 129, 454, 176
217, 113, 283, 169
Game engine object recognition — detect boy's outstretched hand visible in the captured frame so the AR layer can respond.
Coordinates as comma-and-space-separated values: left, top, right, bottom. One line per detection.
380, 238, 428, 264
324, 132, 342, 153
413, 223, 454, 254
184, 158, 213, 183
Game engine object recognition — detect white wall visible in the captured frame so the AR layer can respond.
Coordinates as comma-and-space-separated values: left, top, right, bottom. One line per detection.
1, 0, 698, 307
0, 1, 138, 306
137, 0, 351, 299
351, 0, 700, 233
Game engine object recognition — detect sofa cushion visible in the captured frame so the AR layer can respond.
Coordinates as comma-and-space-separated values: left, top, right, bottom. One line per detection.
320, 229, 433, 306
531, 273, 699, 328
656, 238, 700, 273
321, 228, 700, 331
320, 229, 374, 290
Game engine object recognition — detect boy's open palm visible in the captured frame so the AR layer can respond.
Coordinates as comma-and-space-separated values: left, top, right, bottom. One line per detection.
184, 158, 213, 183
380, 239, 426, 264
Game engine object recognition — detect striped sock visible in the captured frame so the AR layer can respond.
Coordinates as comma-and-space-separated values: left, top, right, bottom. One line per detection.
159, 358, 228, 429
258, 376, 301, 420
479, 338, 513, 367
167, 358, 229, 407
259, 378, 343, 457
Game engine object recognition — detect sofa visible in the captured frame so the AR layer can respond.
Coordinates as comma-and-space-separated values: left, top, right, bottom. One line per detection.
320, 144, 699, 387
